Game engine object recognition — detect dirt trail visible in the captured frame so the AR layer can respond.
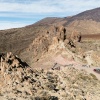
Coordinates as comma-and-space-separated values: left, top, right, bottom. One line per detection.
54, 54, 100, 80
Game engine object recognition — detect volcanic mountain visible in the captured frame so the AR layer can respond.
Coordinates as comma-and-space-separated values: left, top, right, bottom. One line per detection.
0, 7, 100, 100
0, 7, 100, 67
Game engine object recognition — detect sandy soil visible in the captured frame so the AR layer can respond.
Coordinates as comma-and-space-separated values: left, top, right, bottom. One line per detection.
82, 34, 100, 40
53, 54, 100, 80
33, 51, 100, 80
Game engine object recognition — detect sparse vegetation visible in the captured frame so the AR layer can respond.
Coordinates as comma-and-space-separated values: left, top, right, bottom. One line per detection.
0, 7, 100, 100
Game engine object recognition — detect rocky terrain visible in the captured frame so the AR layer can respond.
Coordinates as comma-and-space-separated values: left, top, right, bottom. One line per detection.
0, 52, 100, 100
0, 7, 100, 100
0, 8, 100, 66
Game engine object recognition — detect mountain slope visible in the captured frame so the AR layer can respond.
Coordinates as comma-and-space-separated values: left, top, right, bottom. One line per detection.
0, 25, 48, 53
64, 7, 100, 35
0, 7, 100, 66
34, 17, 63, 25
64, 7, 100, 25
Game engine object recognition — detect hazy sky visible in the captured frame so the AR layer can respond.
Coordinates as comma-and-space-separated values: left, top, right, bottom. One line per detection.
0, 0, 99, 30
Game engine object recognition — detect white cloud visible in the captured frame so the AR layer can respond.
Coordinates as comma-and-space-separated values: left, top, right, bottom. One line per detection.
0, 0, 100, 30
0, 1, 61, 13
0, 0, 99, 14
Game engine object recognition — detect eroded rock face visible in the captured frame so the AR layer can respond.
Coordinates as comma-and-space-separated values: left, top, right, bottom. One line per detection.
66, 30, 82, 48
55, 26, 66, 41
0, 52, 29, 87
0, 52, 28, 72
20, 25, 67, 65
20, 25, 83, 66
0, 53, 100, 100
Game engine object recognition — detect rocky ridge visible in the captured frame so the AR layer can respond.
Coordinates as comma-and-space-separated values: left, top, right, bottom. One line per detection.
0, 7, 100, 100
0, 53, 100, 100
0, 8, 100, 67
20, 25, 83, 66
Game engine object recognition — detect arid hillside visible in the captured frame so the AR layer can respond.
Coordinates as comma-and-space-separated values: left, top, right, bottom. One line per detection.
64, 7, 100, 35
64, 7, 100, 24
0, 53, 100, 100
0, 7, 100, 66
0, 7, 100, 100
